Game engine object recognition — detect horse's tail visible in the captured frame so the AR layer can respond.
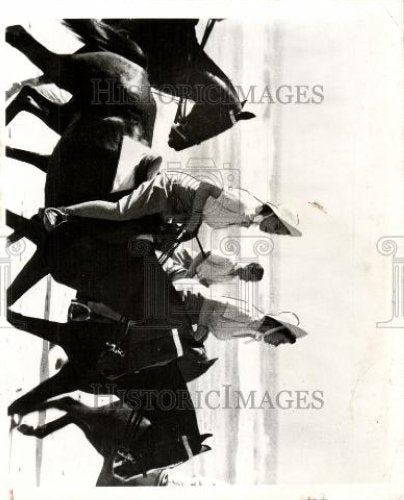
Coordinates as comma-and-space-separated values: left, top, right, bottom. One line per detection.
63, 19, 147, 69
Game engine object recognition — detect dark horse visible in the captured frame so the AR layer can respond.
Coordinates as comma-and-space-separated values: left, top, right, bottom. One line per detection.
6, 210, 216, 415
6, 208, 183, 311
6, 294, 213, 418
6, 23, 156, 208
15, 363, 211, 485
105, 19, 255, 150
5, 24, 159, 303
6, 19, 255, 150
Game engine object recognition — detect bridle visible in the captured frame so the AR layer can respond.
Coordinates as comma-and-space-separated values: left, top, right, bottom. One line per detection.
173, 19, 219, 125
112, 408, 147, 476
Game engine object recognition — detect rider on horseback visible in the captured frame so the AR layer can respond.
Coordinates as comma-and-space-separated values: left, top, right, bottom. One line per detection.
43, 171, 302, 238
176, 282, 308, 346
162, 247, 264, 287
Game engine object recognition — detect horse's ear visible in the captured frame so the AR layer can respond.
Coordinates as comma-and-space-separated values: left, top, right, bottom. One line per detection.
235, 111, 256, 121
203, 358, 218, 368
201, 445, 212, 453
241, 99, 248, 108
200, 433, 213, 442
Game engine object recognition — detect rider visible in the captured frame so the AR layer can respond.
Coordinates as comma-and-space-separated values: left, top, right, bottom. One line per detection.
161, 247, 264, 287
43, 170, 302, 238
69, 280, 307, 348
176, 282, 308, 345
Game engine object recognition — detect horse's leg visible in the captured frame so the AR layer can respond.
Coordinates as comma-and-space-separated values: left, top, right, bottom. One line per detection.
6, 86, 74, 134
6, 74, 50, 100
6, 86, 49, 127
30, 396, 119, 459
28, 396, 88, 425
6, 309, 62, 346
6, 146, 49, 173
8, 364, 79, 416
18, 414, 74, 439
5, 208, 45, 251
7, 251, 49, 306
6, 210, 46, 246
34, 396, 82, 412
6, 26, 69, 85
96, 459, 123, 487
95, 460, 162, 486
4, 210, 44, 274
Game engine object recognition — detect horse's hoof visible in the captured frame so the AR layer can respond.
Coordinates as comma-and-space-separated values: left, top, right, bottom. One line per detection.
9, 414, 22, 431
8, 402, 21, 417
5, 25, 26, 47
55, 357, 67, 370
17, 424, 35, 436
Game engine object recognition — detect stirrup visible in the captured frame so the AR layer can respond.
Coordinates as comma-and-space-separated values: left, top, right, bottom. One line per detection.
68, 300, 92, 322
43, 207, 69, 232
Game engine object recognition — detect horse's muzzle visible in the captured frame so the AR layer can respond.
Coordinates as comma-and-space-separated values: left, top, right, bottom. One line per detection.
168, 125, 195, 151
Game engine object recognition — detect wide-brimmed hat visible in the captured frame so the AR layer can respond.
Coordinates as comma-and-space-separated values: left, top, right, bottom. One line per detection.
248, 312, 308, 344
265, 202, 302, 237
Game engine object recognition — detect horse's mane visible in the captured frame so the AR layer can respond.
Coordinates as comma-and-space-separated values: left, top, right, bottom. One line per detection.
63, 19, 147, 69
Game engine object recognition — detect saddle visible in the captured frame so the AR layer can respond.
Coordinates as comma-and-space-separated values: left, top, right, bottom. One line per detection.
68, 299, 216, 383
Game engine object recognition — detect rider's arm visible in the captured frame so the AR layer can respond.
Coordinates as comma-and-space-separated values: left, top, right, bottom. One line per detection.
184, 181, 222, 233
191, 181, 222, 218
184, 250, 211, 278
194, 324, 209, 342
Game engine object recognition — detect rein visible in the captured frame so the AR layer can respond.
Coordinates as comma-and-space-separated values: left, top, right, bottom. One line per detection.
122, 409, 144, 447
196, 235, 206, 259
111, 408, 145, 474
157, 231, 206, 266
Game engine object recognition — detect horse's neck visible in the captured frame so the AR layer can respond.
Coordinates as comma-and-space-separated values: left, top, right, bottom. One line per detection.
208, 73, 242, 111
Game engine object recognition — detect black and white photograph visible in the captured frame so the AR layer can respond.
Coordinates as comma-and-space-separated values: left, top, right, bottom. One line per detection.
0, 2, 403, 499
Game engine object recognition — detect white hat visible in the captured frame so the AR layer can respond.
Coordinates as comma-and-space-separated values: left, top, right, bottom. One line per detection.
248, 312, 308, 343
265, 202, 302, 237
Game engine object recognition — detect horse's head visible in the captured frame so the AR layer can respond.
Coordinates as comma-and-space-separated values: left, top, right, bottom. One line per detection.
112, 425, 212, 481
168, 99, 255, 151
